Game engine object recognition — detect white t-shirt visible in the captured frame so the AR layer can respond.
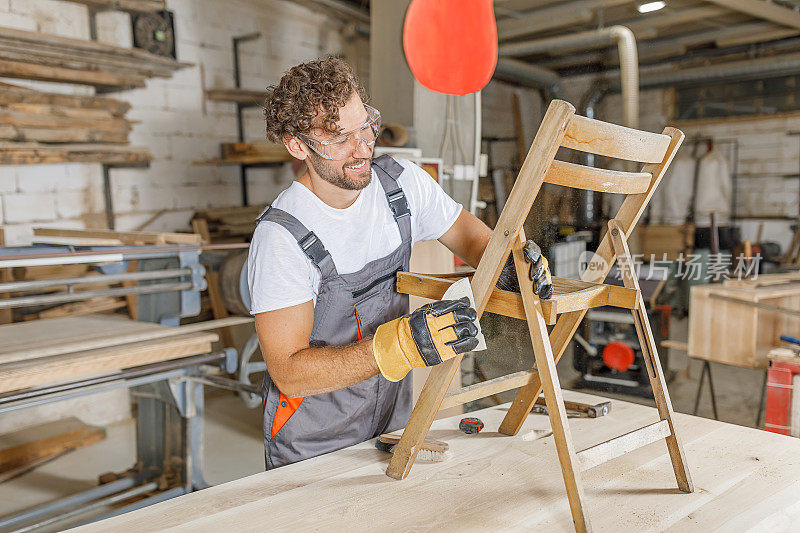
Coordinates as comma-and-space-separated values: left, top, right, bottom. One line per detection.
248, 159, 462, 314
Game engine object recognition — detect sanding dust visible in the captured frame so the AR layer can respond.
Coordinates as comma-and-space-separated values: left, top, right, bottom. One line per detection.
521, 429, 553, 441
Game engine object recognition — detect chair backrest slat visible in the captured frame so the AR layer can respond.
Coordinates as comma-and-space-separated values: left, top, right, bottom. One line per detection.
562, 114, 671, 163
545, 160, 652, 194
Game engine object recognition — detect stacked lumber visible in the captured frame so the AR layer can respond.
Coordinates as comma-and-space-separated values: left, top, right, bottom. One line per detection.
205, 88, 265, 105
196, 141, 292, 166
0, 85, 132, 144
0, 83, 151, 164
0, 262, 129, 322
33, 227, 202, 245
0, 26, 191, 90
192, 205, 266, 243
0, 417, 105, 482
62, 0, 166, 11
0, 142, 151, 165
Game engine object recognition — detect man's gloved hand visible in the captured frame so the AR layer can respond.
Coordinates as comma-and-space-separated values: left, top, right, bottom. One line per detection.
373, 297, 479, 382
495, 240, 554, 299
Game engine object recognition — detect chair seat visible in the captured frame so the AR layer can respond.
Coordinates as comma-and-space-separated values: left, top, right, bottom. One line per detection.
396, 271, 639, 324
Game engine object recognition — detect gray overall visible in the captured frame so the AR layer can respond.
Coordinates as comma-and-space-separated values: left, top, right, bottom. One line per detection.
256, 155, 413, 469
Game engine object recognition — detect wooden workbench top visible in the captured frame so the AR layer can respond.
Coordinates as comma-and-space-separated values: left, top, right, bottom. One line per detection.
74, 391, 800, 532
0, 315, 217, 394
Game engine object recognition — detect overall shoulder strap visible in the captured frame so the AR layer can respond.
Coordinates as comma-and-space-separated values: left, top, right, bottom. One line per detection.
256, 206, 338, 278
372, 155, 412, 244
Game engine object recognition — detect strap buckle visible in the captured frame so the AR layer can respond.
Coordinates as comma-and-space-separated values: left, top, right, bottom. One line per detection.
387, 189, 411, 220
255, 205, 272, 222
298, 231, 328, 265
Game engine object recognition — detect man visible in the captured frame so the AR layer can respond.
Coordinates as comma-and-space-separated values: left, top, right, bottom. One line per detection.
249, 57, 552, 469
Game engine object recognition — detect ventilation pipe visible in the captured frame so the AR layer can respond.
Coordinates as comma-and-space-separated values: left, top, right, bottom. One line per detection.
578, 51, 800, 225
494, 58, 568, 101
499, 25, 639, 129
585, 51, 800, 119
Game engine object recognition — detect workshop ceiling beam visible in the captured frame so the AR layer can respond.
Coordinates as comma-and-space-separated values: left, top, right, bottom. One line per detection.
498, 6, 595, 40
705, 0, 800, 31
620, 6, 728, 37
497, 0, 633, 40
539, 21, 793, 70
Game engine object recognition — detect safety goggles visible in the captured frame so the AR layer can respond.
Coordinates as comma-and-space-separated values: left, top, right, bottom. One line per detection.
297, 104, 381, 160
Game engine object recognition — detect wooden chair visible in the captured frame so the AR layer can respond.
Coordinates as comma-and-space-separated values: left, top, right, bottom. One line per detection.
387, 100, 693, 532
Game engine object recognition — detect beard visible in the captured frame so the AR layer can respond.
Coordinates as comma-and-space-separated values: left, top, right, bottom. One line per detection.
307, 152, 372, 191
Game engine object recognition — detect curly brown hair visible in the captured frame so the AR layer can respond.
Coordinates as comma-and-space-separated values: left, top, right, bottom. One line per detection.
264, 57, 367, 143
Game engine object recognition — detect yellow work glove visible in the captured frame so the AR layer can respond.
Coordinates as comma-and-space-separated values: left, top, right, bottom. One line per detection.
495, 240, 554, 299
373, 297, 479, 382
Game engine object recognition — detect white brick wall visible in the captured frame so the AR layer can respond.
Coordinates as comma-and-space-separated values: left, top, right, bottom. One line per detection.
0, 0, 366, 243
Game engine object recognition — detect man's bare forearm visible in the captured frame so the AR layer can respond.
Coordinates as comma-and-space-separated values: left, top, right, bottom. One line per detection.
274, 337, 379, 398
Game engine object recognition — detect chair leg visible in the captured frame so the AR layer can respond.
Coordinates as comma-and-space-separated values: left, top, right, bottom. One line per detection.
513, 239, 592, 533
385, 356, 462, 480
632, 299, 694, 493
607, 219, 694, 494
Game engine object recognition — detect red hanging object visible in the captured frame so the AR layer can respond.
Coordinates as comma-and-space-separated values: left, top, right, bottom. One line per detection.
402, 0, 498, 95
602, 341, 636, 373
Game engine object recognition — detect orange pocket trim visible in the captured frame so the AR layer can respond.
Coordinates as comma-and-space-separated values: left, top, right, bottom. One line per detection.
355, 305, 363, 341
271, 393, 304, 438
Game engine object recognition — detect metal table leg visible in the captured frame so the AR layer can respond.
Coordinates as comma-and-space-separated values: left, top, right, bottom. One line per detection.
692, 360, 719, 420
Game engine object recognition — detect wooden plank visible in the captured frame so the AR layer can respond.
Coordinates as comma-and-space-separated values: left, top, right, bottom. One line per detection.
0, 333, 216, 393
397, 271, 638, 324
397, 271, 526, 320
0, 107, 128, 131
67, 390, 800, 533
0, 142, 151, 165
499, 126, 686, 437
0, 58, 145, 90
577, 420, 670, 471
221, 141, 289, 160
562, 115, 671, 164
0, 315, 251, 365
0, 83, 130, 115
0, 45, 178, 79
205, 88, 266, 104
385, 100, 576, 481
195, 154, 294, 166
26, 297, 126, 320
33, 227, 201, 245
545, 160, 651, 194
60, 0, 166, 12
0, 26, 189, 69
0, 418, 105, 474
440, 369, 538, 410
0, 125, 128, 144
629, 224, 694, 261
724, 271, 800, 288
512, 230, 591, 532
0, 314, 161, 357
